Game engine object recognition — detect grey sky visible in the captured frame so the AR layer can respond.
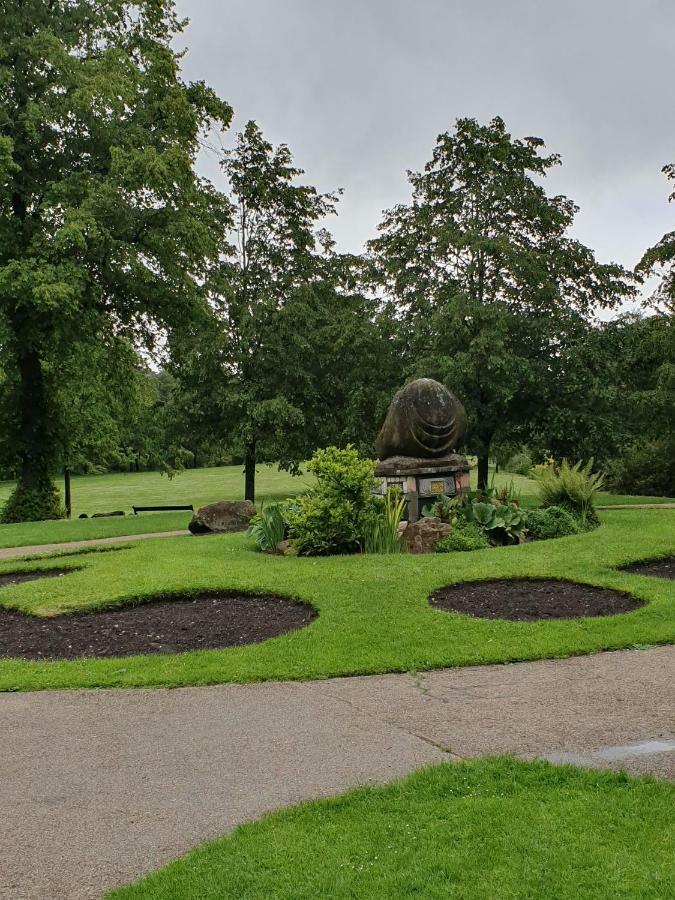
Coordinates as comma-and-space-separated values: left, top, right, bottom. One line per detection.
177, 0, 674, 283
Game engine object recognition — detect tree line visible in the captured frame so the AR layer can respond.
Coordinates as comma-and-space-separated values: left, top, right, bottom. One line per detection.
0, 0, 673, 520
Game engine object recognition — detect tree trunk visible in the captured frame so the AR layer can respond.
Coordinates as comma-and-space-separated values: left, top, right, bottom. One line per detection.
244, 442, 256, 503
64, 467, 72, 519
1, 337, 62, 522
477, 454, 490, 491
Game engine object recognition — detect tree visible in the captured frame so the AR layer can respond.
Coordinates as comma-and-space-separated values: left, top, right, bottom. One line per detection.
637, 163, 675, 312
368, 117, 634, 487
0, 0, 232, 521
210, 121, 340, 502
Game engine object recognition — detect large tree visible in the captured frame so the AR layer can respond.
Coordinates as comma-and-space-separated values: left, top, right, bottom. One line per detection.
637, 163, 675, 312
0, 0, 232, 521
369, 117, 634, 488
211, 121, 340, 502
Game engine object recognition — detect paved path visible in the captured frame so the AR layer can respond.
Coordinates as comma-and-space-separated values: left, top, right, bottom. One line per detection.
0, 530, 188, 560
1, 645, 674, 899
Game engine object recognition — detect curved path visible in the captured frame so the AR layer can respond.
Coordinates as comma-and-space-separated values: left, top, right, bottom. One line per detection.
0, 530, 188, 561
1, 645, 674, 899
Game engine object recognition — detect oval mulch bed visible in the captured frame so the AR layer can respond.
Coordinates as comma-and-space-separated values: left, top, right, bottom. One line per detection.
429, 579, 644, 621
621, 556, 675, 580
0, 592, 316, 661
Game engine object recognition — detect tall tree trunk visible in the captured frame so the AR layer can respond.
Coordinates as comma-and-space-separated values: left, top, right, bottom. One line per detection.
477, 454, 490, 491
64, 467, 72, 519
244, 442, 256, 503
1, 335, 62, 522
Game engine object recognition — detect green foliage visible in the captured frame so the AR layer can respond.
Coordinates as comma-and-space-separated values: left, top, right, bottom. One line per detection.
504, 451, 533, 476
362, 488, 406, 554
0, 479, 64, 524
287, 446, 379, 556
606, 439, 675, 497
421, 493, 458, 522
368, 116, 635, 487
435, 520, 489, 552
535, 459, 604, 527
0, 0, 233, 518
526, 506, 580, 541
457, 498, 528, 545
246, 501, 288, 552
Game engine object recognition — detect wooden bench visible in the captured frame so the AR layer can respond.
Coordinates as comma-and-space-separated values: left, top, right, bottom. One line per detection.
132, 504, 194, 515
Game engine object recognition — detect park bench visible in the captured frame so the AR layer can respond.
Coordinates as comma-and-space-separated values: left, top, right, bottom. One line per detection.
132, 504, 194, 515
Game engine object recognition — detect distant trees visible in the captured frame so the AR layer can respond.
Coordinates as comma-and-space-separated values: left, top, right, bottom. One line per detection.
368, 117, 635, 488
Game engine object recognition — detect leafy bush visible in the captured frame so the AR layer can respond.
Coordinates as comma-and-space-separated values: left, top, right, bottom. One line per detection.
605, 440, 675, 497
421, 493, 458, 523
287, 446, 380, 556
504, 451, 533, 476
362, 488, 406, 554
464, 499, 528, 545
435, 520, 490, 552
527, 506, 580, 541
535, 459, 604, 528
247, 501, 288, 552
1, 479, 64, 523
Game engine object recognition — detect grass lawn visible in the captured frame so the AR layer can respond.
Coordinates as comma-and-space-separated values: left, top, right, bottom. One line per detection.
0, 462, 670, 550
0, 507, 673, 692
107, 757, 674, 899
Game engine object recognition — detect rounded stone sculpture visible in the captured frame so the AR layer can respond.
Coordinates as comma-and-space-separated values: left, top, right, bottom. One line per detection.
375, 378, 466, 460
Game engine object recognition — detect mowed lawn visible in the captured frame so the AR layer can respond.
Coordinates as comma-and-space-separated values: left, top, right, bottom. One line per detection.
0, 462, 670, 550
108, 758, 674, 900
0, 508, 673, 692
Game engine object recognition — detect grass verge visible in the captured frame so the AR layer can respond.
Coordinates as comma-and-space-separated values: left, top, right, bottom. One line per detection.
0, 508, 673, 692
107, 757, 674, 899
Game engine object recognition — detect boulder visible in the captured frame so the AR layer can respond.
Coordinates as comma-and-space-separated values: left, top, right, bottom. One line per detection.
189, 500, 256, 535
375, 378, 466, 461
401, 516, 451, 554
275, 539, 299, 556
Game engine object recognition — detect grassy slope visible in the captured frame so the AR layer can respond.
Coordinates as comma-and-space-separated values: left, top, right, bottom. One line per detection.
0, 462, 670, 550
0, 508, 673, 692
108, 758, 674, 900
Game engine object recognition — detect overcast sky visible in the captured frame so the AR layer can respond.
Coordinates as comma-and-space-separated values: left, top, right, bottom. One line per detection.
176, 0, 674, 289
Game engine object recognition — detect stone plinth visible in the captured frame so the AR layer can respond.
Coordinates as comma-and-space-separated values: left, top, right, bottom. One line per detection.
374, 454, 470, 522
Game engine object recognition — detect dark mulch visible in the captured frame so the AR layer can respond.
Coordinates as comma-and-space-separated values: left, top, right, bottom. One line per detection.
621, 555, 675, 580
0, 568, 74, 588
0, 592, 316, 661
429, 579, 644, 621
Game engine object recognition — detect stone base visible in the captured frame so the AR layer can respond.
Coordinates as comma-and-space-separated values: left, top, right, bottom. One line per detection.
374, 454, 470, 522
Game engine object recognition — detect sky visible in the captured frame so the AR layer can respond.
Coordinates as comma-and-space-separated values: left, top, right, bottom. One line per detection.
176, 0, 674, 295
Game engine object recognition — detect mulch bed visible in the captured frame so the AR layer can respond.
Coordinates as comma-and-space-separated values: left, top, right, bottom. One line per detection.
621, 556, 675, 580
0, 592, 316, 661
429, 579, 644, 621
0, 568, 74, 588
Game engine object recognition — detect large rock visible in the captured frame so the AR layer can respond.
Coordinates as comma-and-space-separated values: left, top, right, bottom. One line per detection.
375, 378, 466, 461
189, 500, 256, 535
401, 516, 451, 554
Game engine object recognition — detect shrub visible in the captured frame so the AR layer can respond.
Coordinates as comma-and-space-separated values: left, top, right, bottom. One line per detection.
1, 479, 64, 523
247, 501, 288, 552
527, 505, 580, 541
463, 499, 528, 545
435, 521, 490, 552
535, 459, 604, 528
504, 451, 533, 476
362, 488, 406, 554
605, 440, 675, 497
287, 446, 380, 556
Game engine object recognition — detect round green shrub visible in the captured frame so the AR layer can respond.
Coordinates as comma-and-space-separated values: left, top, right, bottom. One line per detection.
504, 451, 533, 476
527, 505, 580, 541
1, 479, 64, 523
435, 521, 490, 553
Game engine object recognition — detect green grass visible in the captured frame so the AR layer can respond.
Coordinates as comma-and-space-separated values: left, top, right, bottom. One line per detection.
107, 757, 674, 899
0, 462, 670, 550
0, 508, 673, 692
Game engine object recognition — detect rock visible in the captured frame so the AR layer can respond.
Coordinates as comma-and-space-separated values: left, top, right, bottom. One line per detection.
275, 539, 299, 556
375, 378, 466, 461
401, 516, 451, 554
189, 500, 256, 535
